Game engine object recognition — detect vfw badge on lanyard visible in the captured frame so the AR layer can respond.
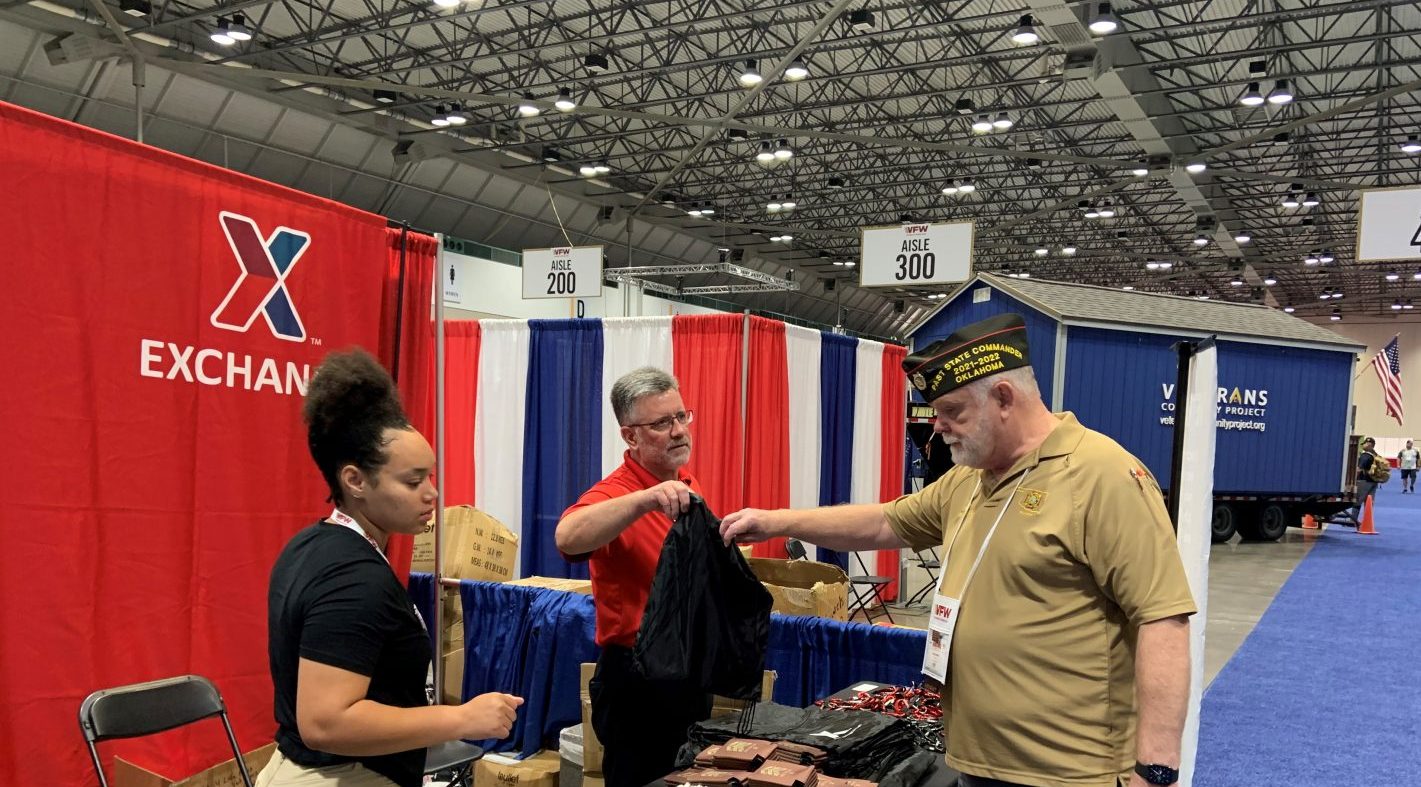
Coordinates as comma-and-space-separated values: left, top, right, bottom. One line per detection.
923, 594, 962, 683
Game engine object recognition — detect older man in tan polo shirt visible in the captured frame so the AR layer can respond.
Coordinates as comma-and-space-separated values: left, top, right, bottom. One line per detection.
720, 313, 1196, 787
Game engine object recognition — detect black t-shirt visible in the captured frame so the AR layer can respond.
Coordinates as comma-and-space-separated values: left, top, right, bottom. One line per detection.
268, 522, 432, 787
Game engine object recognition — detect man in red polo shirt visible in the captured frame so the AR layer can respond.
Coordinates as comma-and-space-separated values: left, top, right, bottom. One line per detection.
555, 367, 709, 787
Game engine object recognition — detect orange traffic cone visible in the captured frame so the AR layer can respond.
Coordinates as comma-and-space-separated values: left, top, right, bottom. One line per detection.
1358, 495, 1378, 535
1302, 514, 1319, 530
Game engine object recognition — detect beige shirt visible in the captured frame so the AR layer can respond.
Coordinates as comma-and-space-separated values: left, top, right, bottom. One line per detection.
884, 413, 1196, 787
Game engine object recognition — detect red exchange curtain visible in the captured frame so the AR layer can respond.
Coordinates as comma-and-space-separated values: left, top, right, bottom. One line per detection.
745, 317, 790, 558
673, 314, 746, 517
0, 100, 388, 786
379, 228, 438, 581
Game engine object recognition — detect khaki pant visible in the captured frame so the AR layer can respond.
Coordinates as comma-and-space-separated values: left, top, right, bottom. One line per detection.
255, 749, 400, 787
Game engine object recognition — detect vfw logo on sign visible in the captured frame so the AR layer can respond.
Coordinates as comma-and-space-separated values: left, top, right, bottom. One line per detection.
859, 221, 974, 288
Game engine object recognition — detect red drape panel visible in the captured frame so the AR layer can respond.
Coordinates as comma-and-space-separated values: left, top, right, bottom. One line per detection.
0, 100, 387, 786
877, 344, 909, 600
442, 321, 481, 507
673, 314, 745, 516
380, 229, 438, 581
744, 317, 790, 558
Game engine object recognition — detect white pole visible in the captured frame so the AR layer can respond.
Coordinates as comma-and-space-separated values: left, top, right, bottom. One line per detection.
1176, 341, 1217, 786
433, 233, 448, 702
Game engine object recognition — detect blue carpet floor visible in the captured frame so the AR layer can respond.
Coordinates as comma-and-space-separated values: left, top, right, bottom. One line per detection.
1194, 490, 1421, 785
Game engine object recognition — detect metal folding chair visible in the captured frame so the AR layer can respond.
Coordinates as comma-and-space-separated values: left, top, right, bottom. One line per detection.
902, 547, 941, 608
79, 674, 253, 787
847, 552, 896, 624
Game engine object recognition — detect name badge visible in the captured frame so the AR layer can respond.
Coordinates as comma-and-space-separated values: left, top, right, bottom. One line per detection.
922, 592, 962, 683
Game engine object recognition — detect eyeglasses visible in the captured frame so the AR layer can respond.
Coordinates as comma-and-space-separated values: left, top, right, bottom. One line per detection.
625, 410, 694, 432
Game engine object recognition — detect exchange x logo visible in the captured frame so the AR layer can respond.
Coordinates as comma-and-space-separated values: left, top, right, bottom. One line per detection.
210, 211, 310, 341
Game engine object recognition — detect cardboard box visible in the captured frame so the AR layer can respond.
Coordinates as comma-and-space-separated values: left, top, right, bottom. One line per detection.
506, 576, 593, 595
583, 774, 604, 787
710, 670, 777, 717
413, 506, 518, 582
443, 647, 466, 705
112, 743, 276, 787
474, 749, 562, 787
747, 558, 849, 621
579, 663, 603, 774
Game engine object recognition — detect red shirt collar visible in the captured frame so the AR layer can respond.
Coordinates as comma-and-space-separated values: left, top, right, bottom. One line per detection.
622, 450, 695, 489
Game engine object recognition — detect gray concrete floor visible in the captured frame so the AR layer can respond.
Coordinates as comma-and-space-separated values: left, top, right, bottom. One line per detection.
872, 528, 1319, 688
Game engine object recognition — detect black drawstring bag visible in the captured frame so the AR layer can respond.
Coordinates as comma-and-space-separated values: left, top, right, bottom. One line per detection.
633, 495, 773, 732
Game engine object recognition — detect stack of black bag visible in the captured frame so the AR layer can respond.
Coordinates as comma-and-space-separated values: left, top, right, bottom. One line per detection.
677, 703, 938, 786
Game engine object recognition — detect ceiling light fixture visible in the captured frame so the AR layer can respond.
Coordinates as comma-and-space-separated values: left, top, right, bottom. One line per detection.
1387, 271, 1401, 281
941, 181, 959, 195
1407, 300, 1416, 310
1304, 252, 1320, 265
1263, 273, 1277, 286
1402, 135, 1421, 154
773, 139, 793, 160
444, 103, 468, 125
373, 89, 398, 104
766, 198, 783, 212
1233, 231, 1252, 244
1239, 82, 1265, 107
1088, 2, 1119, 35
756, 142, 775, 163
1320, 250, 1335, 264
958, 178, 977, 194
1281, 192, 1300, 208
1012, 14, 1040, 46
1084, 204, 1101, 220
210, 18, 236, 45
1283, 304, 1295, 313
781, 194, 797, 209
554, 88, 577, 112
120, 0, 151, 17
1097, 201, 1116, 218
433, 0, 460, 7
429, 103, 452, 127
1122, 285, 1135, 291
993, 112, 1014, 131
1267, 78, 1294, 104
1062, 245, 1078, 255
1193, 234, 1209, 246
1131, 161, 1149, 177
1393, 300, 1404, 311
517, 93, 540, 117
971, 115, 994, 134
1230, 275, 1244, 287
784, 57, 809, 81
739, 59, 763, 87
1185, 160, 1207, 174
584, 53, 609, 74
848, 9, 876, 32
1034, 247, 1049, 256
1302, 192, 1320, 207
1330, 308, 1341, 321
828, 176, 845, 189
580, 164, 598, 177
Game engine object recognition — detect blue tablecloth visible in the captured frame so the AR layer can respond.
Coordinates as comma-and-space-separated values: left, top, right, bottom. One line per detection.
409, 573, 928, 757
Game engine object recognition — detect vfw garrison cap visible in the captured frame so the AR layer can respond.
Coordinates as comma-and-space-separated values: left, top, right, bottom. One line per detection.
903, 313, 1031, 401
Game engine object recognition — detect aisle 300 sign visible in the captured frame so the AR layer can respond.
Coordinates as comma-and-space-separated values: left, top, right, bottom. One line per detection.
859, 221, 974, 288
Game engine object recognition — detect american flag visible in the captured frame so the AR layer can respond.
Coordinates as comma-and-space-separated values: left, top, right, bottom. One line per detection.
1372, 336, 1404, 426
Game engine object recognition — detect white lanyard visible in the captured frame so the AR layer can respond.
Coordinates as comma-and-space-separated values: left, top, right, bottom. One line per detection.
327, 508, 390, 565
936, 469, 1031, 598
921, 468, 1030, 683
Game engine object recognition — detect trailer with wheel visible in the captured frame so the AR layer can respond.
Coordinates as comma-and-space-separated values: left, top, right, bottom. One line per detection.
909, 273, 1365, 543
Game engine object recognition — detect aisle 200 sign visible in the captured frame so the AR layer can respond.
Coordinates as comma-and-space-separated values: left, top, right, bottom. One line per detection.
521, 245, 604, 299
859, 221, 974, 288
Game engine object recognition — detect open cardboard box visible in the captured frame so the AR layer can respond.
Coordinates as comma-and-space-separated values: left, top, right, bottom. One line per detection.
747, 557, 849, 621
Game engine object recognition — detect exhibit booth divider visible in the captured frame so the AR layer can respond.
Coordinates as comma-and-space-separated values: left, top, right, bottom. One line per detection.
429, 312, 907, 589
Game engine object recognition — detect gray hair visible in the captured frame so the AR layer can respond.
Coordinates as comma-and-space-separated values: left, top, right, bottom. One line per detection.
962, 366, 1040, 404
611, 367, 680, 425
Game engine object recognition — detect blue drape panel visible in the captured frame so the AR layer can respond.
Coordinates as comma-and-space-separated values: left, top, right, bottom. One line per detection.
522, 319, 604, 579
409, 572, 437, 655
428, 580, 926, 757
456, 580, 600, 756
817, 332, 858, 569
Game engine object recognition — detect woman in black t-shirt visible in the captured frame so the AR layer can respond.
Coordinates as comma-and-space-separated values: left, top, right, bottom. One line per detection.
258, 349, 522, 787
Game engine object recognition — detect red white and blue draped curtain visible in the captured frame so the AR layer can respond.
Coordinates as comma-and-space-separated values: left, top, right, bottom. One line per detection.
442, 315, 906, 592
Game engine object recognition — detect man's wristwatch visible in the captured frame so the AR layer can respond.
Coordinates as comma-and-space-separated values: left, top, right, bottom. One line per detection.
1134, 762, 1179, 785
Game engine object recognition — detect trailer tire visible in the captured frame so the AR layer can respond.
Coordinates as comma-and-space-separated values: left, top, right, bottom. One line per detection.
1211, 503, 1237, 543
1255, 503, 1289, 541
